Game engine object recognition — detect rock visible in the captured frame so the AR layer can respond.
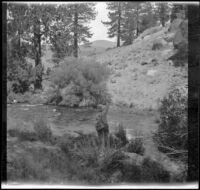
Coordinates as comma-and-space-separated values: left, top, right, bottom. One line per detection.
151, 59, 158, 66
173, 20, 188, 50
129, 103, 134, 108
168, 18, 183, 32
13, 99, 17, 103
53, 109, 56, 112
168, 60, 173, 66
141, 61, 148, 66
29, 83, 35, 92
110, 79, 116, 83
147, 69, 157, 76
114, 72, 121, 77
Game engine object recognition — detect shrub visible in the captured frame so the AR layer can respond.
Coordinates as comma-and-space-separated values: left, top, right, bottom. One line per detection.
153, 87, 188, 161
100, 149, 126, 175
33, 120, 53, 143
114, 123, 128, 147
141, 157, 170, 182
18, 130, 38, 142
8, 128, 38, 142
7, 154, 49, 182
48, 57, 110, 107
126, 138, 145, 155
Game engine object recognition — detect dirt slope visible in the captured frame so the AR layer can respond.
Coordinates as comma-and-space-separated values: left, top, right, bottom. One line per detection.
96, 25, 187, 110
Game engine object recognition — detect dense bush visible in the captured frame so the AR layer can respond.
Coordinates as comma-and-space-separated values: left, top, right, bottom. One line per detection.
141, 157, 170, 182
7, 38, 34, 94
47, 57, 111, 107
33, 120, 53, 143
153, 87, 188, 161
114, 123, 128, 147
126, 138, 145, 155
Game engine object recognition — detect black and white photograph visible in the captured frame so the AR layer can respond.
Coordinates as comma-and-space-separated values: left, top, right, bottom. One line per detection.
1, 1, 199, 188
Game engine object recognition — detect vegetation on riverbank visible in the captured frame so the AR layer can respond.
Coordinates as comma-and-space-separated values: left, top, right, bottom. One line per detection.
7, 86, 188, 184
7, 118, 186, 184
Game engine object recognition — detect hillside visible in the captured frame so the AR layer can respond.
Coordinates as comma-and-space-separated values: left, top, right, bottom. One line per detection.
38, 24, 187, 111
95, 25, 187, 110
79, 40, 115, 57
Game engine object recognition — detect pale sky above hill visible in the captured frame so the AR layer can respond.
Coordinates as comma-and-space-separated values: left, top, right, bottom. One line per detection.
89, 2, 116, 43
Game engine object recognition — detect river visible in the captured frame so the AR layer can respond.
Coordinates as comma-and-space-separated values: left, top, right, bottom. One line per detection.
7, 103, 159, 141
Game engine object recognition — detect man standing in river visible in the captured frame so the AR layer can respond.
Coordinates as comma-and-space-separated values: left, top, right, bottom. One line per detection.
95, 102, 110, 149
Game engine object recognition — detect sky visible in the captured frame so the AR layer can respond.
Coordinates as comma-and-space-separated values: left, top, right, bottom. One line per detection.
88, 2, 116, 43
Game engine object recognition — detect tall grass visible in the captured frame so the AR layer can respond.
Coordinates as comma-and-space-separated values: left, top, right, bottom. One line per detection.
7, 119, 175, 184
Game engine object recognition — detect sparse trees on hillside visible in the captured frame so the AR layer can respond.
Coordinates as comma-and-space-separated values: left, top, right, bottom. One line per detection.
104, 2, 161, 46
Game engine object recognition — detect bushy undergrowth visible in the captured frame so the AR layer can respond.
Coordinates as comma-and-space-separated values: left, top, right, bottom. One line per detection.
7, 119, 174, 184
126, 138, 145, 155
114, 123, 128, 147
33, 120, 53, 143
7, 90, 46, 104
47, 57, 111, 107
153, 87, 188, 162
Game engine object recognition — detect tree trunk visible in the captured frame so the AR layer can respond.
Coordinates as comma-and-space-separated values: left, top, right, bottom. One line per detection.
73, 5, 78, 58
117, 2, 121, 47
136, 5, 139, 37
18, 30, 22, 60
161, 18, 165, 27
34, 21, 42, 90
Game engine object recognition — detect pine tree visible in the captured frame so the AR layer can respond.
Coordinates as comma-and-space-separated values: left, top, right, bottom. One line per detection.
49, 5, 74, 62
7, 3, 29, 62
102, 2, 124, 47
121, 2, 137, 45
7, 3, 30, 85
140, 2, 158, 32
26, 4, 56, 89
156, 3, 170, 27
67, 3, 96, 57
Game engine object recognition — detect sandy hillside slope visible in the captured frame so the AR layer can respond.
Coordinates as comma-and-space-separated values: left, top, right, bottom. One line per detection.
96, 25, 188, 110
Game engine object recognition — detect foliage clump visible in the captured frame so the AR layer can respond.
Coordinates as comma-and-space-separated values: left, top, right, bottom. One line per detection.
153, 87, 188, 162
47, 57, 111, 107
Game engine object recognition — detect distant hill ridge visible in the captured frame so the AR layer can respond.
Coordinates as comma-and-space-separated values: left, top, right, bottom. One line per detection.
79, 40, 115, 56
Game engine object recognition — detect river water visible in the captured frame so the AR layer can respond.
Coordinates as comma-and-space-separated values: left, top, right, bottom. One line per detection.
7, 103, 159, 139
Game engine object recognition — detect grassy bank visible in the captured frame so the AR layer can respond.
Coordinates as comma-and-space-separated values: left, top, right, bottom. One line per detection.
7, 118, 187, 185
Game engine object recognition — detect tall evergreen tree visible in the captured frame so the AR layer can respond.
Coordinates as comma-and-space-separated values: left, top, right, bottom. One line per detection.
67, 3, 96, 57
140, 2, 157, 32
26, 4, 56, 89
49, 5, 74, 62
121, 2, 137, 45
156, 3, 170, 27
102, 2, 124, 47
